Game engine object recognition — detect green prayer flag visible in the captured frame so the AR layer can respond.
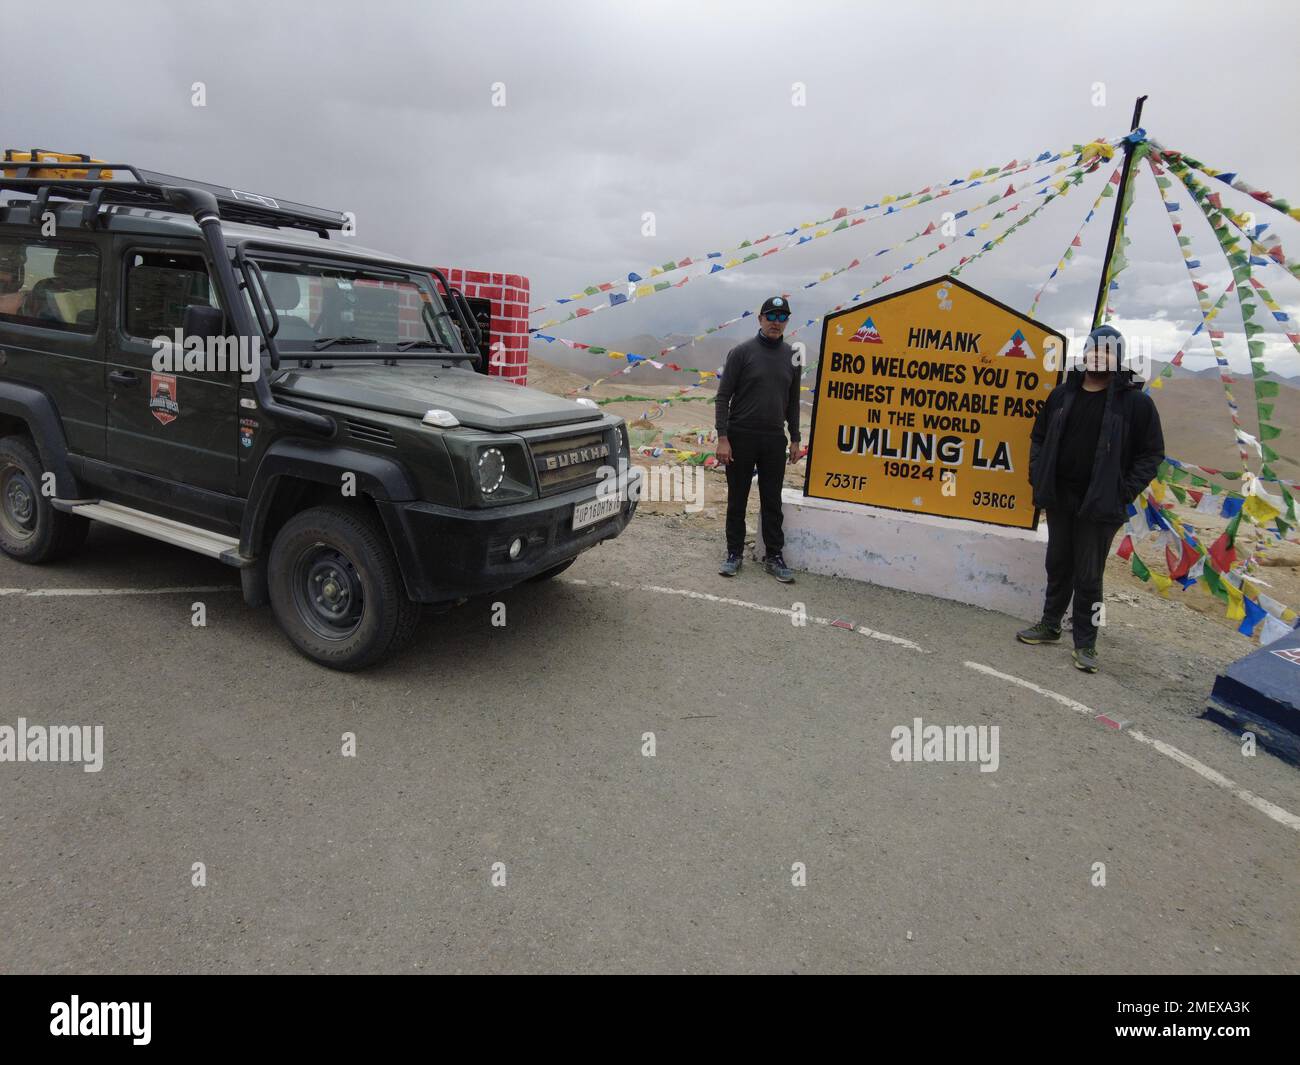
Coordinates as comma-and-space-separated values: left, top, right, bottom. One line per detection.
1131, 555, 1151, 582
1202, 567, 1229, 603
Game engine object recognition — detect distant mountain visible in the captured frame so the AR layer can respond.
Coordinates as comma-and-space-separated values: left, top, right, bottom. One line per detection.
1148, 362, 1300, 389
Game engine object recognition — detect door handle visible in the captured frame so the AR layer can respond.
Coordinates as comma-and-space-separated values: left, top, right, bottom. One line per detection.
109, 370, 140, 387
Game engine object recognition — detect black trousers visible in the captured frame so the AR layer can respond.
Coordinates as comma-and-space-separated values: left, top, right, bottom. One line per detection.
1042, 500, 1122, 648
724, 429, 788, 557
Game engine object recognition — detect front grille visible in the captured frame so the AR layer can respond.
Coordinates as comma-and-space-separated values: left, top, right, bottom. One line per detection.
531, 431, 610, 495
345, 420, 395, 448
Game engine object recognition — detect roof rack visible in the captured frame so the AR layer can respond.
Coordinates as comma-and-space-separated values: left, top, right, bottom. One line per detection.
1, 148, 348, 237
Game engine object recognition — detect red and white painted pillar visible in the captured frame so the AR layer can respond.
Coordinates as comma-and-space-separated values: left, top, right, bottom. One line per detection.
432, 267, 530, 385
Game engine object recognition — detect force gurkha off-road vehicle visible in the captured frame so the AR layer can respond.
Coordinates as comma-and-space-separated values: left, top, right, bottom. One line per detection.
0, 150, 640, 669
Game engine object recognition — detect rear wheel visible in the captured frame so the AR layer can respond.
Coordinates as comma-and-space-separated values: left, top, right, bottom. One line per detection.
267, 505, 420, 671
0, 435, 88, 563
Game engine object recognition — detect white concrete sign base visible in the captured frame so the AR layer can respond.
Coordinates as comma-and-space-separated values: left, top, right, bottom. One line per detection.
776, 488, 1048, 621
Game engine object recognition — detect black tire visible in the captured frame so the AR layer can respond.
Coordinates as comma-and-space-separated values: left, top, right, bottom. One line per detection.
525, 557, 577, 583
267, 504, 421, 671
0, 435, 88, 563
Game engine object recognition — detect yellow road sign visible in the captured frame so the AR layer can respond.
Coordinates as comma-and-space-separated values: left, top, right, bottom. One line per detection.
804, 275, 1064, 530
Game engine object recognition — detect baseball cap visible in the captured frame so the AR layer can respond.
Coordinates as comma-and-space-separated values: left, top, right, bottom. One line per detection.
760, 295, 791, 317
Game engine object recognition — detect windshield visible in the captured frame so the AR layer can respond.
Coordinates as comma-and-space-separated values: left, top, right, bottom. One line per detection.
246, 255, 466, 356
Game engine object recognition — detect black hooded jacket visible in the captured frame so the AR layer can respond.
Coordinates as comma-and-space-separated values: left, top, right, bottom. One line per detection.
1028, 368, 1165, 524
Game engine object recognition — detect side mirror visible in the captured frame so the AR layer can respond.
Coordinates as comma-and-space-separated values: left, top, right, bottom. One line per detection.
182, 303, 226, 340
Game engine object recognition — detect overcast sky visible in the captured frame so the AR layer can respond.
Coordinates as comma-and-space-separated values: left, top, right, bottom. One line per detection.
4, 0, 1298, 374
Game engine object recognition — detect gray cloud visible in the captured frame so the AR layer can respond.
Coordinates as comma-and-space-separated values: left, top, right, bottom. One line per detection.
4, 0, 1297, 373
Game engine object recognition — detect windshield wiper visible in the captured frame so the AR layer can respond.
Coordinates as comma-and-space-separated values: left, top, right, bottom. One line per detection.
312, 336, 378, 351
396, 339, 453, 352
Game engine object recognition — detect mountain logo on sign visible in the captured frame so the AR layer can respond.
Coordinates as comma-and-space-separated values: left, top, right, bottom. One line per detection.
848, 315, 882, 343
996, 328, 1035, 359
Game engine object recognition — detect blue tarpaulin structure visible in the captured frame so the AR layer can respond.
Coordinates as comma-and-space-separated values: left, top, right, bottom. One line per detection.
1207, 625, 1300, 765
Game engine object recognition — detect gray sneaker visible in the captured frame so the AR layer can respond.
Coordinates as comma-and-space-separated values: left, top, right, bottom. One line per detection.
1072, 646, 1099, 673
764, 553, 795, 583
719, 552, 742, 577
1016, 621, 1062, 645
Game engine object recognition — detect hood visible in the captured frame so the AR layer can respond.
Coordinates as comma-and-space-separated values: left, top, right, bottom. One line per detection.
271, 364, 603, 432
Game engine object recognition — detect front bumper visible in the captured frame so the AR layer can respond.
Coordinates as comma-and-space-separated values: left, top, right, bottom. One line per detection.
377, 467, 642, 602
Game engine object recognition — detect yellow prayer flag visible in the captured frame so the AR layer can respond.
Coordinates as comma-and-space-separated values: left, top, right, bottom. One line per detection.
1150, 572, 1172, 597
1243, 494, 1281, 526
1224, 583, 1246, 622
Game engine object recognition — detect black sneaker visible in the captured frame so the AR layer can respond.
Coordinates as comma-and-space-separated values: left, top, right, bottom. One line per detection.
1016, 621, 1062, 645
764, 553, 795, 583
1072, 646, 1099, 673
719, 552, 742, 577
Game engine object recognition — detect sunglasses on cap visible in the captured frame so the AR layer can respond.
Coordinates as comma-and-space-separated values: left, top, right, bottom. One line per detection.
764, 312, 790, 323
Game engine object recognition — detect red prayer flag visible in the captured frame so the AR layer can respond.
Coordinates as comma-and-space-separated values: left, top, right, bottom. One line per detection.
1208, 532, 1236, 573
1166, 539, 1199, 580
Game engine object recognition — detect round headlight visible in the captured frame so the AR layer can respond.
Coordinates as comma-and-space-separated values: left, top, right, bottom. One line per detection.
478, 447, 506, 495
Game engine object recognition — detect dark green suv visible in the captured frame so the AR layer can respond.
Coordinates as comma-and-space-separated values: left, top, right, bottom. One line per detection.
0, 152, 639, 669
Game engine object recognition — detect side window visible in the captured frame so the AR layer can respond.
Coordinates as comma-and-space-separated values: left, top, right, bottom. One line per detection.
0, 234, 101, 334
123, 251, 218, 339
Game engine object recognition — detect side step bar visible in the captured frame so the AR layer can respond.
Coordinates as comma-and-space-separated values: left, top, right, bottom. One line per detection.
60, 501, 248, 567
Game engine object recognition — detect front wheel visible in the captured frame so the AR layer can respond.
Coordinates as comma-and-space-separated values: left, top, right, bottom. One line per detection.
267, 505, 420, 671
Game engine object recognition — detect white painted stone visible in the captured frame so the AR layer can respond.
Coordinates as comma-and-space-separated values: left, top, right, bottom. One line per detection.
775, 488, 1048, 621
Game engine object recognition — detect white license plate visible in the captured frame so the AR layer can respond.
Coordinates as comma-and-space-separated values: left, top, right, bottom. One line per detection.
572, 495, 622, 531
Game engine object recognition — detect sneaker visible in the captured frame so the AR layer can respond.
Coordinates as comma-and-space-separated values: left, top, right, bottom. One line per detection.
764, 553, 795, 583
1072, 646, 1099, 673
719, 552, 742, 577
1015, 621, 1062, 645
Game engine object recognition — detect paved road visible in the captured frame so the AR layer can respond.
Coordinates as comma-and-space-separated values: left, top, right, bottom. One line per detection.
1, 515, 1297, 973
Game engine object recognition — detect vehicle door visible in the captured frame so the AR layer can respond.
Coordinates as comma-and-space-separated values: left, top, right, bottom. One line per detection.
105, 238, 239, 495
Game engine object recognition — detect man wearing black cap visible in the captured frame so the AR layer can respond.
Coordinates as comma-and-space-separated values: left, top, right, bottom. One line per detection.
715, 295, 803, 582
1017, 325, 1165, 672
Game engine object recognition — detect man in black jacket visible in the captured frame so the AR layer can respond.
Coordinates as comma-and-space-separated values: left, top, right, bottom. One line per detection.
1017, 325, 1165, 672
715, 295, 803, 581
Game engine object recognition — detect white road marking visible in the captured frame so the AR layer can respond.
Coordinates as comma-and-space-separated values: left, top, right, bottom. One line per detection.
0, 585, 238, 598
563, 577, 927, 652
964, 661, 1096, 717
1126, 729, 1300, 832
965, 660, 1300, 833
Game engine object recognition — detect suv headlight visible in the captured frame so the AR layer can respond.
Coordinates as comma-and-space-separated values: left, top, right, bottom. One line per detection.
478, 447, 506, 495
465, 441, 533, 504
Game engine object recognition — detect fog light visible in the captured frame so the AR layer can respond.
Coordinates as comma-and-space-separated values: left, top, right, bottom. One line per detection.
508, 537, 524, 560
